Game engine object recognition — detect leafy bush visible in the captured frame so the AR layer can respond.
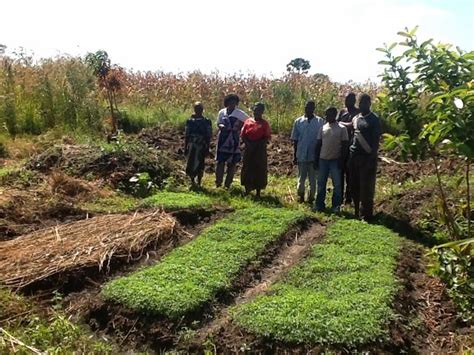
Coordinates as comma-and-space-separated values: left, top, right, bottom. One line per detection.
429, 238, 473, 323
102, 207, 306, 319
232, 219, 401, 346
378, 28, 473, 320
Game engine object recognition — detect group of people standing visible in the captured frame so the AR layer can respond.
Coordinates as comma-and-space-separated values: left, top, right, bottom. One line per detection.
184, 92, 381, 220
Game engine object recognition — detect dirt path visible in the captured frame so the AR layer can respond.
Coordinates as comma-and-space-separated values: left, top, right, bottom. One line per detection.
388, 240, 470, 354
180, 223, 326, 352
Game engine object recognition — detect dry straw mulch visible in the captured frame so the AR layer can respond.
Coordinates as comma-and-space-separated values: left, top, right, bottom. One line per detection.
0, 210, 178, 289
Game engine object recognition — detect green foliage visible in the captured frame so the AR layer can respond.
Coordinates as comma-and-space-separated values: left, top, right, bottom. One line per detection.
122, 172, 156, 197
1, 59, 17, 138
0, 55, 104, 136
85, 50, 111, 79
102, 207, 306, 319
80, 194, 139, 214
378, 29, 473, 318
142, 191, 214, 210
0, 288, 112, 354
378, 27, 474, 161
429, 238, 473, 323
286, 58, 311, 74
232, 220, 401, 346
1, 50, 380, 136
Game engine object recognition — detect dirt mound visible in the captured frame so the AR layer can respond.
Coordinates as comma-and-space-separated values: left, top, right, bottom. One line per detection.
0, 210, 178, 289
0, 188, 86, 240
0, 172, 108, 240
139, 127, 295, 177
27, 140, 183, 189
379, 155, 462, 184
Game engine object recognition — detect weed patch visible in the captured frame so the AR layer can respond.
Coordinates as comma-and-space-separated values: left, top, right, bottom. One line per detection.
81, 195, 139, 214
232, 219, 401, 346
0, 288, 112, 354
101, 207, 306, 319
141, 191, 215, 211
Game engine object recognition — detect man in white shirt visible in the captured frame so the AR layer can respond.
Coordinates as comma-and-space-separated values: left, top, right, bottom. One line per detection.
314, 107, 349, 212
290, 100, 324, 203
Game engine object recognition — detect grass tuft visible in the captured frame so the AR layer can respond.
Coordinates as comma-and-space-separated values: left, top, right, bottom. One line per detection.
141, 191, 215, 210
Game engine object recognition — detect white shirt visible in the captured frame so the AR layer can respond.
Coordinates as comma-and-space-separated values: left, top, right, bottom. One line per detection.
291, 115, 324, 162
217, 108, 248, 126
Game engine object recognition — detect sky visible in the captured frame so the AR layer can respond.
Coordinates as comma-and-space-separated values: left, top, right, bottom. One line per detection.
1, 0, 473, 83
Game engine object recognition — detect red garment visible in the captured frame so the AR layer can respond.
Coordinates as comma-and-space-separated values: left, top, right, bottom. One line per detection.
241, 118, 271, 141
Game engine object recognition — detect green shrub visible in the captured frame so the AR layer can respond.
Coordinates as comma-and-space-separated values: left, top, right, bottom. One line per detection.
429, 238, 473, 323
102, 207, 306, 319
232, 219, 401, 346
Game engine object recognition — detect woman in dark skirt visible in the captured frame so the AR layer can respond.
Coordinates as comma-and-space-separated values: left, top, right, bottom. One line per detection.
241, 102, 272, 197
184, 102, 212, 186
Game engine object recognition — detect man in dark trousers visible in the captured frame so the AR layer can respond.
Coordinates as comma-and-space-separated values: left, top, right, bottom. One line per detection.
337, 92, 360, 205
349, 94, 381, 221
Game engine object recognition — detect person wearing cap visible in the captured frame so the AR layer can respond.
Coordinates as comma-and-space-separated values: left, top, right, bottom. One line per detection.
240, 102, 271, 198
215, 94, 248, 189
184, 102, 212, 187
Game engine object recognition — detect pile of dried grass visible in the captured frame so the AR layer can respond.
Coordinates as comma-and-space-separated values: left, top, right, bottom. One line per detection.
0, 210, 177, 289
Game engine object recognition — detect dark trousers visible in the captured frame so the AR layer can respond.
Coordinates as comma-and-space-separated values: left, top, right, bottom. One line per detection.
349, 154, 377, 220
342, 161, 351, 203
215, 161, 236, 188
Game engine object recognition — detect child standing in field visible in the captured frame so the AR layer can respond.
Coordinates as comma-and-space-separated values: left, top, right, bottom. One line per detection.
314, 107, 349, 213
184, 102, 212, 187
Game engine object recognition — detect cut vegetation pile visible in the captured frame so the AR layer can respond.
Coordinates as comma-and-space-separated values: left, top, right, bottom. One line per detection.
232, 219, 401, 347
0, 211, 178, 289
102, 207, 306, 319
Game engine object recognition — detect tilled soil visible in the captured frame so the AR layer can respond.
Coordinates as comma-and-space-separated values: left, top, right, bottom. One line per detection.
138, 126, 295, 176
182, 222, 326, 352
83, 219, 317, 353
387, 240, 470, 354
194, 238, 470, 354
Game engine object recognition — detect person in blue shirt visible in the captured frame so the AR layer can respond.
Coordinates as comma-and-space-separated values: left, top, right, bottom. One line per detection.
290, 100, 324, 204
348, 94, 381, 221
